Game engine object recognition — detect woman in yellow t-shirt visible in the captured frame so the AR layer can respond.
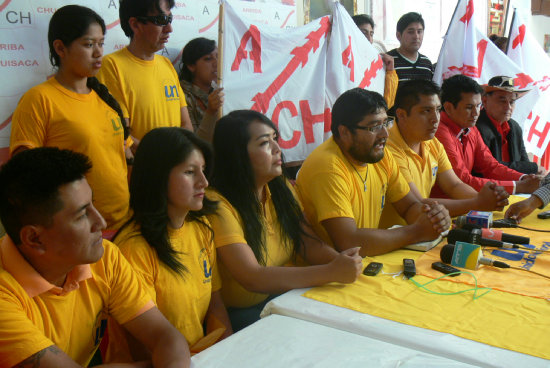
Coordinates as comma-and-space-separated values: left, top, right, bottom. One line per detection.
10, 5, 130, 234
208, 110, 363, 331
106, 127, 232, 361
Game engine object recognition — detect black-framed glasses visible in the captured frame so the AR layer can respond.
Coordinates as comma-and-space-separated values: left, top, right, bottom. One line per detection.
354, 118, 394, 133
136, 14, 173, 26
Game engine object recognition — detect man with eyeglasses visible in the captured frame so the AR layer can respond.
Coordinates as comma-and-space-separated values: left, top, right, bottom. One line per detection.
476, 76, 546, 175
433, 74, 542, 197
379, 80, 509, 228
296, 88, 451, 256
98, 0, 192, 154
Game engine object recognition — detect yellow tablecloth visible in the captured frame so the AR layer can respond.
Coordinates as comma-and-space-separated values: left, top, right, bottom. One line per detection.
304, 197, 550, 359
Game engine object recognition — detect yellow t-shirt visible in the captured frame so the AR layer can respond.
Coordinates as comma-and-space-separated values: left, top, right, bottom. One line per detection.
207, 186, 294, 308
379, 124, 453, 228
0, 237, 153, 367
10, 77, 129, 230
296, 137, 410, 245
97, 47, 187, 140
107, 219, 219, 360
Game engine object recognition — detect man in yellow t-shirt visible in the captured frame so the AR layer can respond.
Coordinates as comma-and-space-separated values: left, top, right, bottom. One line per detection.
297, 88, 451, 256
97, 0, 192, 146
380, 80, 509, 228
0, 148, 189, 367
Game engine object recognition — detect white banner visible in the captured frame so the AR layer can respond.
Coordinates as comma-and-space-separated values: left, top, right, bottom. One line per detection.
506, 9, 550, 157
222, 1, 329, 162
325, 2, 384, 106
0, 0, 296, 165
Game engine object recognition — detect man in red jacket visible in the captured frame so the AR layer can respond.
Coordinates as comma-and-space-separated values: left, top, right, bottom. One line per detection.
433, 74, 541, 197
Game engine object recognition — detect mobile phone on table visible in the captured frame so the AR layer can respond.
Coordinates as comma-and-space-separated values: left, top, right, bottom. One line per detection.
537, 210, 550, 219
363, 262, 383, 276
431, 262, 460, 277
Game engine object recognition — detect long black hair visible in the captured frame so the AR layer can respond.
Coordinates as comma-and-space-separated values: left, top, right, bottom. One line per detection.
118, 127, 217, 275
179, 37, 216, 83
210, 110, 306, 265
48, 5, 128, 139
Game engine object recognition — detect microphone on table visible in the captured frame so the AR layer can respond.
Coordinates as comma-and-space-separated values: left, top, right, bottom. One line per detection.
447, 228, 520, 249
454, 212, 520, 229
440, 243, 510, 270
452, 223, 530, 245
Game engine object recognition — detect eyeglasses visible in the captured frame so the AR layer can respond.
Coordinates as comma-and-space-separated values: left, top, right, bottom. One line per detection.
136, 14, 173, 26
354, 118, 394, 133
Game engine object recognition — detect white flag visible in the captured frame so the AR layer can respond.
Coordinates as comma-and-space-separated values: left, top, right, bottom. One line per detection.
222, 1, 329, 162
506, 9, 550, 157
325, 2, 385, 106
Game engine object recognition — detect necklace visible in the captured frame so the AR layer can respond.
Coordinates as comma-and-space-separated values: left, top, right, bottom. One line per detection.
347, 158, 369, 192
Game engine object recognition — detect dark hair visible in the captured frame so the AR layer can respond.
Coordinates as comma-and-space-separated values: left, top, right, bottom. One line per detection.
331, 88, 387, 138
441, 74, 483, 107
179, 37, 216, 82
48, 5, 128, 139
119, 0, 175, 38
396, 12, 425, 34
118, 127, 216, 275
394, 79, 441, 115
352, 14, 374, 29
0, 148, 91, 245
211, 110, 307, 265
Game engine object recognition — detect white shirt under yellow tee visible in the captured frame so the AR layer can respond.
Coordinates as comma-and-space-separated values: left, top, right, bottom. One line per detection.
106, 219, 220, 361
207, 186, 295, 309
10, 77, 130, 230
379, 124, 452, 228
296, 137, 410, 245
0, 237, 153, 367
97, 47, 187, 140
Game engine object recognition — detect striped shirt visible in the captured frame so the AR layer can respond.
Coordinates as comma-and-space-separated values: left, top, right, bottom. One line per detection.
533, 174, 550, 208
387, 49, 433, 86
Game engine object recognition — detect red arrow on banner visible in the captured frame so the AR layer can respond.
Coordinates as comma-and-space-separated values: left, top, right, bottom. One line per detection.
250, 16, 330, 113
358, 56, 383, 88
512, 24, 526, 49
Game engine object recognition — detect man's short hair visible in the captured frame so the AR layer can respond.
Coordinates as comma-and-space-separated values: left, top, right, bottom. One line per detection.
352, 14, 374, 29
331, 88, 387, 138
396, 12, 425, 34
0, 148, 92, 244
394, 80, 441, 115
119, 0, 175, 38
441, 74, 483, 107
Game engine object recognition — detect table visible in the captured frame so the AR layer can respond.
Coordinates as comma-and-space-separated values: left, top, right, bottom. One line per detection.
191, 314, 480, 367
261, 199, 550, 368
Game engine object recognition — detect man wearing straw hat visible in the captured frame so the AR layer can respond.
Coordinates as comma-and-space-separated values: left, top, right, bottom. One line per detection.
477, 76, 546, 175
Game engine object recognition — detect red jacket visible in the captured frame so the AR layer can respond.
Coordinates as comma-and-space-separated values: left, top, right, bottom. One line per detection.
432, 111, 522, 196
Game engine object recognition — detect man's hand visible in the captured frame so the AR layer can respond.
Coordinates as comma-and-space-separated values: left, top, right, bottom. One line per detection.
419, 200, 451, 235
475, 182, 509, 211
537, 165, 547, 176
380, 53, 394, 71
515, 174, 542, 194
327, 247, 363, 284
505, 195, 543, 223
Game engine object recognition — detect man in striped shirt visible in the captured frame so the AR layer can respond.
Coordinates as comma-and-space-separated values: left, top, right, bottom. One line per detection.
387, 12, 433, 87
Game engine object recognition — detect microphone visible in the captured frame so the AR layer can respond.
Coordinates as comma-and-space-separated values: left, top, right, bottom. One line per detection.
453, 223, 530, 244
454, 211, 493, 228
447, 228, 519, 249
440, 242, 510, 269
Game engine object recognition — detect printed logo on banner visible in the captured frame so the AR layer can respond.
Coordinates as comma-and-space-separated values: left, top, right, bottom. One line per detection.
104, 0, 121, 30
0, 1, 32, 27
489, 242, 550, 271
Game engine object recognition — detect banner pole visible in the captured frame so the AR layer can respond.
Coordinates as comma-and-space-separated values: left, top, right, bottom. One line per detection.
217, 0, 225, 120
505, 8, 516, 55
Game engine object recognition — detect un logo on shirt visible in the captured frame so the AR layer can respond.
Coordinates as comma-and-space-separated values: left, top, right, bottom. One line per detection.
432, 165, 438, 177
164, 84, 180, 102
198, 248, 212, 283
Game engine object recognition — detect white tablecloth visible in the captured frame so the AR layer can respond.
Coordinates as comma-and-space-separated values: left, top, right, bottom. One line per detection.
192, 314, 479, 367
261, 289, 550, 368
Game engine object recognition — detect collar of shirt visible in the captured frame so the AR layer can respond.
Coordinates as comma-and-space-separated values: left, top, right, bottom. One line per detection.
486, 111, 511, 139
0, 236, 92, 298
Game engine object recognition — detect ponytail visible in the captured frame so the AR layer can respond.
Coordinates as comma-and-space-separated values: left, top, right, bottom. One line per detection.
87, 77, 129, 139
